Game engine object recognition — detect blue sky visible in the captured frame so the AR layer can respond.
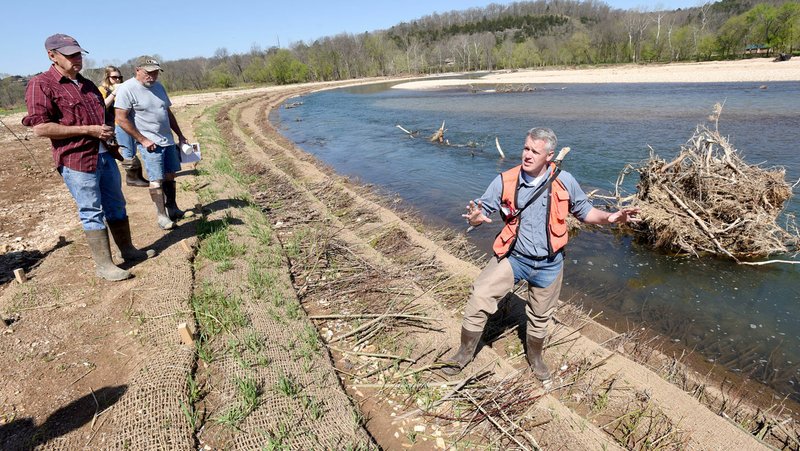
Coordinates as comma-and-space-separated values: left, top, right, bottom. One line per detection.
3, 0, 703, 76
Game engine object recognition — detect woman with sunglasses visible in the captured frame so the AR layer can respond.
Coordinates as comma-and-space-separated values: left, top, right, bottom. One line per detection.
99, 65, 148, 187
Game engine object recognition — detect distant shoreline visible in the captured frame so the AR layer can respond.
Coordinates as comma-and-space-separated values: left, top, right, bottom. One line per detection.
393, 58, 800, 89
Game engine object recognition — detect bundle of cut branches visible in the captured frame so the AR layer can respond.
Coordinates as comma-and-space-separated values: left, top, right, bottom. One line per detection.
618, 104, 799, 261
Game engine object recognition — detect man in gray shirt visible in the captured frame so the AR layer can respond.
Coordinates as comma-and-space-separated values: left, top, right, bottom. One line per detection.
441, 127, 640, 380
115, 56, 188, 230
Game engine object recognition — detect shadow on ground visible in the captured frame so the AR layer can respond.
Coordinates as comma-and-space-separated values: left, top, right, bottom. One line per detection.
0, 385, 127, 450
483, 292, 529, 353
118, 197, 249, 272
0, 236, 71, 285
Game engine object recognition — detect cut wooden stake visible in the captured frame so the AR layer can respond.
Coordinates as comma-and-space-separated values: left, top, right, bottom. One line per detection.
330, 346, 415, 362
13, 268, 26, 284
177, 323, 194, 346
309, 313, 436, 321
180, 239, 193, 253
70, 366, 95, 385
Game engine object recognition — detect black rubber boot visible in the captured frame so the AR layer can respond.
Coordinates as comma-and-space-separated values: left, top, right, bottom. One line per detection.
441, 328, 483, 376
162, 180, 185, 221
107, 218, 149, 261
122, 157, 149, 187
149, 187, 175, 230
84, 229, 130, 281
526, 335, 551, 381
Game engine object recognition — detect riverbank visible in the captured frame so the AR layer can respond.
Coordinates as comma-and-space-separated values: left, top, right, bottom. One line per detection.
1, 76, 797, 448
393, 58, 800, 89
223, 84, 798, 448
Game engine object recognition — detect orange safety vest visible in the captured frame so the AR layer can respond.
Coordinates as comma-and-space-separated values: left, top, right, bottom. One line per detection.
492, 163, 570, 259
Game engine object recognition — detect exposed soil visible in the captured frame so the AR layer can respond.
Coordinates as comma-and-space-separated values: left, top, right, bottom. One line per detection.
0, 106, 203, 448
0, 113, 74, 284
0, 79, 798, 450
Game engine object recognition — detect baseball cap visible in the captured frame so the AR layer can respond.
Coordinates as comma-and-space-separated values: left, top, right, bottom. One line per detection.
135, 56, 162, 72
45, 34, 88, 55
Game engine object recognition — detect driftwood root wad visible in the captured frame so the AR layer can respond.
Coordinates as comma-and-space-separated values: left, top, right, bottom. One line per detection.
620, 104, 798, 261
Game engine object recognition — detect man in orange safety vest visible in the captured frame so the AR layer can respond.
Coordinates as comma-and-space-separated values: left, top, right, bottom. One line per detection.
441, 127, 640, 380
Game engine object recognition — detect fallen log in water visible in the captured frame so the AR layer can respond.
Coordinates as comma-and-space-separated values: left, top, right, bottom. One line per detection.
430, 120, 446, 143
396, 124, 418, 137
396, 121, 487, 152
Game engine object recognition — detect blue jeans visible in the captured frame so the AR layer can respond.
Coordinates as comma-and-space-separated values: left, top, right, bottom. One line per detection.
508, 250, 564, 288
138, 144, 181, 181
116, 125, 137, 160
60, 153, 127, 231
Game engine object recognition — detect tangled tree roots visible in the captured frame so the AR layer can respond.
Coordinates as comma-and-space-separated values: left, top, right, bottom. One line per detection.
619, 104, 799, 260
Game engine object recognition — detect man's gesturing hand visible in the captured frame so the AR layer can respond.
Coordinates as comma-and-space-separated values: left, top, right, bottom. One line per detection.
462, 200, 492, 227
608, 207, 641, 224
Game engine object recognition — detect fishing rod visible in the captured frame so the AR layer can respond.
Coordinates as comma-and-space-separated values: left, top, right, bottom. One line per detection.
0, 116, 47, 175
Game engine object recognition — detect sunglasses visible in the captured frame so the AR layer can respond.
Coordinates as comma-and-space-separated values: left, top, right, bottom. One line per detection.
110, 75, 123, 80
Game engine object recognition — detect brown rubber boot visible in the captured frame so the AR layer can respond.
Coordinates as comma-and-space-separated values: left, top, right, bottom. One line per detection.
162, 180, 185, 220
107, 218, 150, 261
149, 187, 175, 230
526, 335, 551, 381
122, 157, 149, 187
441, 328, 483, 376
84, 229, 131, 281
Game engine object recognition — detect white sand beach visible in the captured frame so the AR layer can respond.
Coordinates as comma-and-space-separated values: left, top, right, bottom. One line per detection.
393, 58, 800, 89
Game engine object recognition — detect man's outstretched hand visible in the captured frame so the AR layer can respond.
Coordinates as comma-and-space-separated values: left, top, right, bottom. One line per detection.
608, 207, 641, 224
463, 200, 492, 227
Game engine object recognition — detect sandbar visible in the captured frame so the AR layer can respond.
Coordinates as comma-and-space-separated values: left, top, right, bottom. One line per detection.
393, 58, 800, 89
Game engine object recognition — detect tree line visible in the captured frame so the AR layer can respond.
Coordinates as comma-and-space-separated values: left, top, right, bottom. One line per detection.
2, 0, 798, 110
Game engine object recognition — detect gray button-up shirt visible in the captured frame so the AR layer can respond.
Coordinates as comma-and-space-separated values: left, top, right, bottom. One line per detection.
477, 168, 593, 257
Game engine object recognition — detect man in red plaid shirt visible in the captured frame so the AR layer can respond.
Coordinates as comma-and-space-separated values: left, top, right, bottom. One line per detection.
22, 34, 147, 281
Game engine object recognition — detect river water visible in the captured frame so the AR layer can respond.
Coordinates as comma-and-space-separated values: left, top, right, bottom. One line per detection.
273, 80, 800, 401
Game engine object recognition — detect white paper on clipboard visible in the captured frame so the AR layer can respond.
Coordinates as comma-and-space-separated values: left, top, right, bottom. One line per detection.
179, 143, 201, 163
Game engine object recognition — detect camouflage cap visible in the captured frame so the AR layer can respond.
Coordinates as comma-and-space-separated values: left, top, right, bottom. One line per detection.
135, 55, 162, 72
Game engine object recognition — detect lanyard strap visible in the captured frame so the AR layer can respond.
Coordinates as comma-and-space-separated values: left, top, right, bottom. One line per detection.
511, 167, 562, 218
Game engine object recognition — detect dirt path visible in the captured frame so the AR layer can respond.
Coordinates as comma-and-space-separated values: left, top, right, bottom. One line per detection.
1, 80, 797, 450
0, 104, 204, 448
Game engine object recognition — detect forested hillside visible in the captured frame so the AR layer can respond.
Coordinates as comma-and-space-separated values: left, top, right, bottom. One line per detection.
1, 0, 798, 110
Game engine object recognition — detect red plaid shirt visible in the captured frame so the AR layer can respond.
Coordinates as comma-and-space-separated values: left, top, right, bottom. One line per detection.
22, 66, 106, 172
